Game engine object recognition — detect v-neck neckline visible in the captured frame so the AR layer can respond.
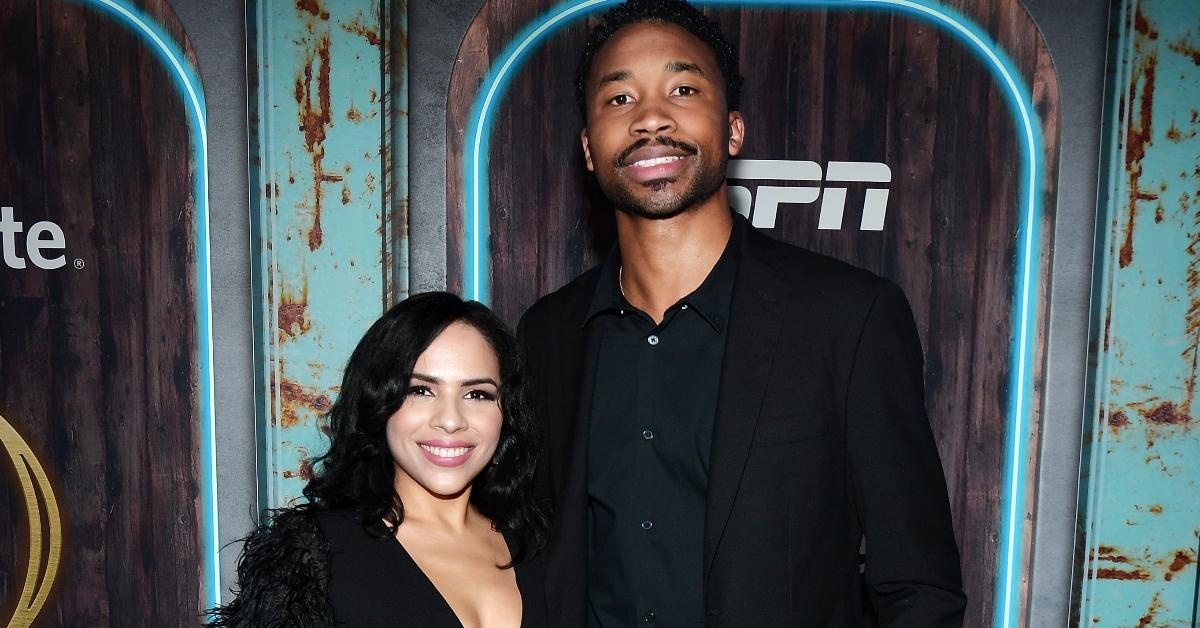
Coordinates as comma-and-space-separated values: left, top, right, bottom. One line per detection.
386, 530, 522, 628
386, 534, 466, 626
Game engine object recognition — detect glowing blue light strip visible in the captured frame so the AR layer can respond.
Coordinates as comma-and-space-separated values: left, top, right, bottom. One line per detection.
463, 1, 1042, 626
78, 0, 220, 608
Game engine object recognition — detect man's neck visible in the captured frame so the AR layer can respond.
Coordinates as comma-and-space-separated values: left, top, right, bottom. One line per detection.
615, 190, 733, 324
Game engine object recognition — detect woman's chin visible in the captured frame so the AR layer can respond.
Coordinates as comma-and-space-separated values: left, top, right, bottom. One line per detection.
410, 473, 475, 501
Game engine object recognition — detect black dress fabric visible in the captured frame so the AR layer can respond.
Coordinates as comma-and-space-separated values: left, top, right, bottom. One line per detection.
319, 512, 546, 627
207, 509, 546, 627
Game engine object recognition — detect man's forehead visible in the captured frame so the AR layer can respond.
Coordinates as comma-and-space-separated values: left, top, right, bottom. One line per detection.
589, 21, 719, 80
597, 61, 706, 86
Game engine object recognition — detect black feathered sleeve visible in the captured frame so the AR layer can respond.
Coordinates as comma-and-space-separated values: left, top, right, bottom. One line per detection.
204, 509, 337, 627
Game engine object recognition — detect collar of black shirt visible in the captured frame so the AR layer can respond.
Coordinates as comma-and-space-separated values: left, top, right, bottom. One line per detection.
582, 212, 743, 332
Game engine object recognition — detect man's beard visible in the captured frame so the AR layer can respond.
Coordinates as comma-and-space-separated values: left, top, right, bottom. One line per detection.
597, 138, 728, 220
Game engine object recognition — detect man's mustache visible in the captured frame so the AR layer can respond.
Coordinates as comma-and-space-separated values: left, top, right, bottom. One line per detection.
614, 137, 698, 168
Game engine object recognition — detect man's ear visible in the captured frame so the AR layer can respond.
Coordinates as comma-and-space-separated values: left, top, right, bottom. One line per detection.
727, 111, 745, 157
724, 109, 744, 156
580, 128, 595, 171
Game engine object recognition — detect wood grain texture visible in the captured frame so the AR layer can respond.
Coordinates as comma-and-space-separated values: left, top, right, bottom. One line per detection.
0, 0, 202, 624
446, 2, 1060, 625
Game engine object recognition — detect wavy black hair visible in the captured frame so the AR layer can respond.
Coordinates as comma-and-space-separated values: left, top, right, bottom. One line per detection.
301, 291, 546, 562
575, 0, 744, 122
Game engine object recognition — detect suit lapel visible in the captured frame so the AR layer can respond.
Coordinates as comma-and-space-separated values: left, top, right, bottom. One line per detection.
542, 275, 601, 624
546, 281, 600, 506
557, 320, 601, 510
704, 228, 789, 578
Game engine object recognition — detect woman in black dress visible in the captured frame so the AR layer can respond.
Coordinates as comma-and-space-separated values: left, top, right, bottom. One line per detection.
208, 292, 547, 627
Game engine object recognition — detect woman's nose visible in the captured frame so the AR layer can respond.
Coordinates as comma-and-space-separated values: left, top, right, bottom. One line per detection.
429, 400, 467, 433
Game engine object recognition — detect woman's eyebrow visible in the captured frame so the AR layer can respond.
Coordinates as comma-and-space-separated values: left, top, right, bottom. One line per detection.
411, 373, 498, 388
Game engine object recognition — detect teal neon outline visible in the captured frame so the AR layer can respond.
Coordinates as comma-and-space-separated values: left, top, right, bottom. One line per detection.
74, 0, 220, 608
462, 1, 1043, 626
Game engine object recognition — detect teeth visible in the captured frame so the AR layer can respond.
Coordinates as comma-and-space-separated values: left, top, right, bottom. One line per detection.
631, 155, 684, 168
420, 444, 471, 458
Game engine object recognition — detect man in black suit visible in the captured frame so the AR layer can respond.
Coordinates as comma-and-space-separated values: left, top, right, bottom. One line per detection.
517, 1, 965, 625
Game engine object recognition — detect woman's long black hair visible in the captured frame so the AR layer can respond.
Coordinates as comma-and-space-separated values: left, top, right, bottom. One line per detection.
301, 291, 546, 562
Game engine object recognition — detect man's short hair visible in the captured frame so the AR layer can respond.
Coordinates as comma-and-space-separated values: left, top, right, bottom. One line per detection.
574, 0, 744, 122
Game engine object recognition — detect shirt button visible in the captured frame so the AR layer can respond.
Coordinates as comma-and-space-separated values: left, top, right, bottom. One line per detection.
681, 304, 689, 310
642, 429, 654, 440
647, 334, 659, 346
641, 520, 653, 530
643, 611, 656, 623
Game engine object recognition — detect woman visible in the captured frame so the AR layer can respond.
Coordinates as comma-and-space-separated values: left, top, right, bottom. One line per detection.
208, 292, 547, 627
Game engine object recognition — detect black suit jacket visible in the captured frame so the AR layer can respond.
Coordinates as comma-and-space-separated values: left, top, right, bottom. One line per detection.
517, 219, 965, 627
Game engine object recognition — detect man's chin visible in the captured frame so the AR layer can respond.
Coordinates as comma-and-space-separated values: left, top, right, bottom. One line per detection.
602, 170, 724, 221
618, 182, 728, 221
617, 203, 690, 221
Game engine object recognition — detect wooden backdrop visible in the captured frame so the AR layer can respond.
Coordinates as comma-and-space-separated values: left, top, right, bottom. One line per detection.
0, 0, 203, 624
447, 1, 1060, 625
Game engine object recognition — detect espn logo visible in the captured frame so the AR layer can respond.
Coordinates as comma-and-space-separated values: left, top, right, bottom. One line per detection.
728, 160, 891, 231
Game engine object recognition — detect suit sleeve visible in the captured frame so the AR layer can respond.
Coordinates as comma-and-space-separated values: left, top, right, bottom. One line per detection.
844, 281, 966, 627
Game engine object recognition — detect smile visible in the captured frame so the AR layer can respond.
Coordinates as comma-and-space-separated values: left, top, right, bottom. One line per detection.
418, 442, 476, 467
621, 154, 691, 183
420, 444, 473, 457
630, 155, 686, 168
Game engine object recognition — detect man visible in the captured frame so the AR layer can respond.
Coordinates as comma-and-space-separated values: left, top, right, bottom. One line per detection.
517, 1, 966, 625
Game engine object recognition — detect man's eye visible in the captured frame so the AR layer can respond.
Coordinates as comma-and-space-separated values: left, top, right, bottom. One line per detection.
673, 86, 697, 96
408, 385, 433, 397
465, 389, 497, 401
608, 94, 631, 106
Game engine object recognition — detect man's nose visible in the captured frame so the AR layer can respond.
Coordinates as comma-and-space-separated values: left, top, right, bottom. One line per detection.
631, 101, 676, 136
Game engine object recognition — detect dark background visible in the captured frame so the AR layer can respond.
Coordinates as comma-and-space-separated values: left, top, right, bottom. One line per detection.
444, 2, 1056, 624
0, 0, 1110, 624
185, 0, 1105, 621
0, 0, 203, 622
408, 0, 1104, 625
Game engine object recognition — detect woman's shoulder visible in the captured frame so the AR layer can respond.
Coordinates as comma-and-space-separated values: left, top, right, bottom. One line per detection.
243, 507, 333, 563
204, 507, 338, 627
308, 508, 376, 542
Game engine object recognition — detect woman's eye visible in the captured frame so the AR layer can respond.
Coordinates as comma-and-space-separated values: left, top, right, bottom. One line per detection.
408, 385, 433, 397
465, 389, 497, 401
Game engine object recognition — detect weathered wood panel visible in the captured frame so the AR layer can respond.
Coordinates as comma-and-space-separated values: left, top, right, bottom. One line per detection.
446, 2, 1059, 625
0, 0, 204, 624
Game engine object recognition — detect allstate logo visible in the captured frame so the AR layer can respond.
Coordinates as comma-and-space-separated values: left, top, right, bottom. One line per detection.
728, 160, 892, 231
1, 206, 68, 270
1, 413, 62, 627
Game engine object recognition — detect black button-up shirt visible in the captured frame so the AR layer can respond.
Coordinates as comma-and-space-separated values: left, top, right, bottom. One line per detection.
584, 222, 740, 627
